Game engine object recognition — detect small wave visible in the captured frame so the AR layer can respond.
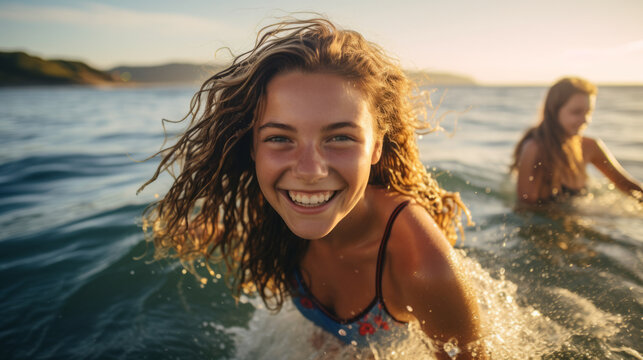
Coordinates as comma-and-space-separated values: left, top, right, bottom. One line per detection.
0, 153, 140, 185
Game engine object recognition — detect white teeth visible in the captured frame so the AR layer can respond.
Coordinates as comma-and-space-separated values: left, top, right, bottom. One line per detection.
288, 191, 335, 207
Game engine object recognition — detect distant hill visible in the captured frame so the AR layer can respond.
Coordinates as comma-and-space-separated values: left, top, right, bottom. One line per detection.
406, 70, 477, 86
109, 63, 223, 84
110, 63, 476, 86
0, 51, 118, 86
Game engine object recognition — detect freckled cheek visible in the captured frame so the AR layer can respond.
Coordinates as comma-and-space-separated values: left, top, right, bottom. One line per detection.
326, 149, 373, 174
253, 149, 290, 183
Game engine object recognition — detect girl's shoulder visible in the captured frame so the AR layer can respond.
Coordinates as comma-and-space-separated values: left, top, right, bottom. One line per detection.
378, 195, 472, 325
516, 137, 544, 170
581, 136, 599, 146
520, 137, 543, 156
581, 136, 602, 161
384, 197, 456, 281
368, 188, 454, 275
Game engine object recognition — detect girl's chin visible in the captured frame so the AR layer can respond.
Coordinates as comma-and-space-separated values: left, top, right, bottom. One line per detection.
287, 226, 333, 240
285, 214, 337, 240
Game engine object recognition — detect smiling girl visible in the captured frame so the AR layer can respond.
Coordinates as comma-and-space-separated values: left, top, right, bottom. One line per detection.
140, 18, 485, 358
511, 77, 642, 204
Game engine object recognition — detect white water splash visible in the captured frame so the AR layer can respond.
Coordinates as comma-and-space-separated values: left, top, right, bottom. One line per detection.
219, 250, 629, 359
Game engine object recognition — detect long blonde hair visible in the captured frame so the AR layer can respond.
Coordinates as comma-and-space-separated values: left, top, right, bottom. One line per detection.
139, 17, 470, 310
511, 77, 597, 197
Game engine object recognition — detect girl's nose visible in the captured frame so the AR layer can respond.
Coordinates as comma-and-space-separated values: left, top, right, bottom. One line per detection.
293, 144, 328, 183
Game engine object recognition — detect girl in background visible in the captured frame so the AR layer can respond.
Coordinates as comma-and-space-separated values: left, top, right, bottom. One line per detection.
140, 18, 485, 358
512, 77, 642, 204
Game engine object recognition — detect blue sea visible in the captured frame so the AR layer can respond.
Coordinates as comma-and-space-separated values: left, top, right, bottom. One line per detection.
1, 84, 641, 359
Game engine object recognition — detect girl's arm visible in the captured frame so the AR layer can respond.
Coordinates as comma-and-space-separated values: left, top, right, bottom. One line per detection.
386, 204, 487, 359
584, 137, 643, 201
515, 139, 544, 203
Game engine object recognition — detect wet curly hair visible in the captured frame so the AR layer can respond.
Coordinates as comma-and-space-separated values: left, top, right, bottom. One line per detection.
139, 17, 470, 310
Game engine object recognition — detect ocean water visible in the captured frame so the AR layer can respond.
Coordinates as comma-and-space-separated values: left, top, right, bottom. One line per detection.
0, 84, 641, 359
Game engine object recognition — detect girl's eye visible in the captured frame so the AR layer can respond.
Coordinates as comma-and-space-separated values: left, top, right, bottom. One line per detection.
264, 136, 291, 143
328, 135, 353, 142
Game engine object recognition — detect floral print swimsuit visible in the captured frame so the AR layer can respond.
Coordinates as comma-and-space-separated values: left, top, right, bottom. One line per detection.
291, 201, 410, 347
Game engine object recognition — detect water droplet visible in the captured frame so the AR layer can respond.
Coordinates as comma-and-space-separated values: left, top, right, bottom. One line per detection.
443, 338, 461, 358
406, 305, 414, 312
338, 329, 347, 336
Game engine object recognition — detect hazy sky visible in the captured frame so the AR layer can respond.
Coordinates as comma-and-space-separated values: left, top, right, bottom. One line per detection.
1, 0, 642, 84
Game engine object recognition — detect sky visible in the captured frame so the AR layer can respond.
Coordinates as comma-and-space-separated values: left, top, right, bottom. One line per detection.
1, 0, 642, 84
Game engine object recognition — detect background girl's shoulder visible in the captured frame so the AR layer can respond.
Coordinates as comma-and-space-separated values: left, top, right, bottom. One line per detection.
520, 137, 542, 157
581, 136, 603, 161
516, 137, 545, 171
581, 136, 599, 147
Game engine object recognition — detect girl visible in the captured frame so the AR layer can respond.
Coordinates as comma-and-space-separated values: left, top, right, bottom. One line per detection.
140, 18, 485, 358
512, 77, 642, 204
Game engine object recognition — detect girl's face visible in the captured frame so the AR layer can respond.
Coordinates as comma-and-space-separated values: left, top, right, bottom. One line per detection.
558, 93, 596, 137
253, 71, 382, 240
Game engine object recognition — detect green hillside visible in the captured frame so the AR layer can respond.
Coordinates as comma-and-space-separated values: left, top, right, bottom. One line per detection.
0, 51, 118, 86
110, 63, 476, 86
110, 63, 222, 84
406, 70, 477, 86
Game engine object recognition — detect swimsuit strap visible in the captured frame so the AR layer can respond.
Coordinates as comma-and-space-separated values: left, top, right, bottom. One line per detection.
375, 200, 410, 300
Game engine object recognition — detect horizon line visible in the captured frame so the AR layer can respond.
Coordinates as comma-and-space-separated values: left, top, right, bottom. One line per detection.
3, 48, 643, 87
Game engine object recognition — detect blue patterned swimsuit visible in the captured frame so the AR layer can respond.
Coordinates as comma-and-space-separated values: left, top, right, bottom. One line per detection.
292, 201, 410, 347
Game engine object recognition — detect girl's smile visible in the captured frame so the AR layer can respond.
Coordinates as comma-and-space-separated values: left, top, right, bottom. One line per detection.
253, 71, 382, 240
284, 190, 337, 208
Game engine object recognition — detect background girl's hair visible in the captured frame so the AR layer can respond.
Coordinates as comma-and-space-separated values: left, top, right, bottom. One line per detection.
510, 77, 597, 194
139, 17, 470, 310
